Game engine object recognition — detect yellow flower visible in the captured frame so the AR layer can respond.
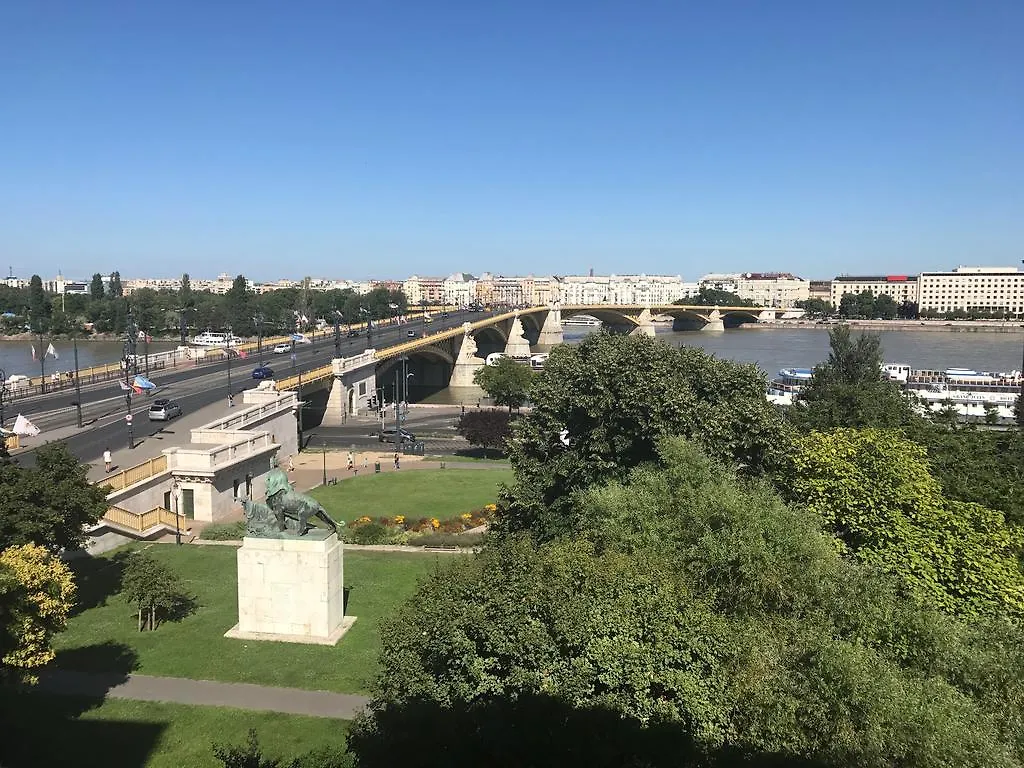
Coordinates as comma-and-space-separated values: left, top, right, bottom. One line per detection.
395, 515, 406, 524
356, 515, 372, 525
460, 513, 472, 521
484, 504, 497, 512
430, 518, 440, 529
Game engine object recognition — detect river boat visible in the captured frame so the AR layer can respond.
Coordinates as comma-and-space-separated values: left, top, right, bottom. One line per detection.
903, 367, 1022, 408
766, 368, 814, 406
562, 317, 602, 327
190, 331, 243, 347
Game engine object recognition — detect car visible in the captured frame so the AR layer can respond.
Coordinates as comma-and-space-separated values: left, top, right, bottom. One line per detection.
272, 343, 291, 354
379, 428, 416, 444
251, 365, 274, 380
407, 330, 417, 338
148, 400, 182, 421
347, 330, 360, 338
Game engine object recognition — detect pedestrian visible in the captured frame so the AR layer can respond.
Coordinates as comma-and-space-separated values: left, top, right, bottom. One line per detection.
347, 451, 354, 472
288, 455, 295, 472
103, 447, 112, 473
461, 403, 465, 416
394, 451, 400, 470
228, 392, 234, 407
363, 455, 368, 471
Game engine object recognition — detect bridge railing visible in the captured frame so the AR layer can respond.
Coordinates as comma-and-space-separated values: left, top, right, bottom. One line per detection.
274, 365, 333, 392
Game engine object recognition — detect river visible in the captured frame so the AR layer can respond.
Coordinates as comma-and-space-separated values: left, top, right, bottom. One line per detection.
0, 339, 180, 378
421, 325, 1024, 405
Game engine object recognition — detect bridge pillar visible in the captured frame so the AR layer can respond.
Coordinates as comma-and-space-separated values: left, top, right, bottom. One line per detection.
758, 309, 775, 323
702, 309, 725, 332
504, 314, 532, 357
323, 377, 347, 426
629, 308, 657, 338
450, 329, 483, 387
536, 305, 563, 348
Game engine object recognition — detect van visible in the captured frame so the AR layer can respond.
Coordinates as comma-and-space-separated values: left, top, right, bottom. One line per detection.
379, 428, 416, 444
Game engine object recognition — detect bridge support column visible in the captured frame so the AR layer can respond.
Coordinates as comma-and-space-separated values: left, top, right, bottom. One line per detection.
504, 315, 532, 357
629, 308, 657, 338
702, 309, 725, 332
536, 305, 563, 348
323, 376, 346, 426
450, 330, 483, 387
758, 309, 775, 324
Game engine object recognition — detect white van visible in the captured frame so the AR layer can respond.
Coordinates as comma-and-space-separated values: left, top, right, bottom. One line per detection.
485, 353, 506, 366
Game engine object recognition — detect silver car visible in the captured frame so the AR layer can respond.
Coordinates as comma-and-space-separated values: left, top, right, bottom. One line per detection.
148, 399, 182, 421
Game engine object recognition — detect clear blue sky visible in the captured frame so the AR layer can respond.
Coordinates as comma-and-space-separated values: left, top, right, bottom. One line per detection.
1, 1, 1020, 281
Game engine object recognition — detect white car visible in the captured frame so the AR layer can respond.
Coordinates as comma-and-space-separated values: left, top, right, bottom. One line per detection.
272, 343, 291, 354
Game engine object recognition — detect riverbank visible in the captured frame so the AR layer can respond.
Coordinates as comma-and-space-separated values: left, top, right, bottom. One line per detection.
744, 320, 1024, 334
0, 332, 192, 342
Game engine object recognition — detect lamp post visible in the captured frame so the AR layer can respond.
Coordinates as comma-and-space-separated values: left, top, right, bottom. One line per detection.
172, 479, 182, 546
360, 307, 372, 350
72, 335, 83, 428
123, 311, 138, 450
333, 310, 342, 358
176, 306, 196, 346
322, 441, 327, 486
226, 325, 233, 405
0, 366, 6, 428
253, 314, 264, 366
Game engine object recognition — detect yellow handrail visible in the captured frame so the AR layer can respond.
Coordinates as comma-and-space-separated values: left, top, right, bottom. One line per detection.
103, 505, 187, 533
102, 455, 169, 491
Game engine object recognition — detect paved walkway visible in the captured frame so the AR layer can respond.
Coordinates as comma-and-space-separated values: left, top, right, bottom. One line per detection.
33, 669, 370, 719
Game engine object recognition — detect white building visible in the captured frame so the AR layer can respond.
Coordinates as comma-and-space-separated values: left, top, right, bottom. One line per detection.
829, 275, 919, 310
699, 273, 809, 306
557, 274, 689, 305
917, 266, 1024, 316
442, 273, 478, 307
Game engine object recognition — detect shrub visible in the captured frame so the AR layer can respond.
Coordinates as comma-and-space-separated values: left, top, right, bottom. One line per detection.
412, 532, 486, 549
200, 521, 246, 541
350, 522, 398, 546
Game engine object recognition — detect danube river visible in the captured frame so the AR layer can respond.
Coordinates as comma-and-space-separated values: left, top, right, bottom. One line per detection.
0, 339, 180, 378
426, 325, 1024, 406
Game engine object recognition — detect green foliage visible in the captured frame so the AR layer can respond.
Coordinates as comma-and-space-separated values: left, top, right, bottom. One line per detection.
681, 288, 754, 307
499, 332, 789, 541
213, 729, 354, 768
28, 275, 47, 330
348, 523, 397, 546
410, 532, 485, 548
795, 297, 833, 316
352, 439, 1024, 766
780, 428, 1024, 620
788, 325, 921, 430
89, 273, 105, 300
120, 551, 195, 631
0, 442, 108, 551
199, 521, 246, 540
472, 356, 532, 412
456, 408, 511, 455
108, 271, 123, 298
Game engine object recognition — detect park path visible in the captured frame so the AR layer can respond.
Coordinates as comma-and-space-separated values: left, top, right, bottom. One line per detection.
33, 669, 370, 719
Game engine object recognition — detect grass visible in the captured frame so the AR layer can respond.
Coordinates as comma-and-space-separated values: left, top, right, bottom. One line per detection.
0, 691, 350, 768
53, 545, 444, 695
198, 521, 246, 540
425, 450, 511, 463
309, 467, 513, 525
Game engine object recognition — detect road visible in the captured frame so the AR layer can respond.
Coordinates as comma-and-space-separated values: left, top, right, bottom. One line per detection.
10, 310, 492, 467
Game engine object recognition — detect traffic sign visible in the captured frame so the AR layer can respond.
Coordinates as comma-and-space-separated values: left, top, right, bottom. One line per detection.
126, 414, 133, 423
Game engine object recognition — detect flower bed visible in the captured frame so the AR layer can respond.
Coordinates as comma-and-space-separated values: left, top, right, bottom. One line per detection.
347, 504, 496, 546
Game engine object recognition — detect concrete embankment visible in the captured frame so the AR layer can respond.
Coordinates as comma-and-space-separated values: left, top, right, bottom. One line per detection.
743, 320, 1024, 334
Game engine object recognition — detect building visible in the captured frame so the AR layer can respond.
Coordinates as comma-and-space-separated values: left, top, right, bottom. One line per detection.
557, 274, 689, 305
808, 280, 832, 302
44, 274, 90, 295
830, 275, 919, 310
735, 273, 809, 307
917, 266, 1024, 316
442, 273, 478, 307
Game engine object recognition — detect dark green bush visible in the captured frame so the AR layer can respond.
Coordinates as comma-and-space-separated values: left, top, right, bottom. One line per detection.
200, 521, 246, 541
413, 532, 485, 548
350, 522, 397, 546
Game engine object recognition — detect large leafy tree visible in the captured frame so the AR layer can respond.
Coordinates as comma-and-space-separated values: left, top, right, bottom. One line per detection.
795, 297, 833, 316
679, 288, 753, 307
456, 409, 512, 457
350, 439, 1023, 767
27, 275, 48, 330
0, 543, 76, 682
788, 325, 920, 430
120, 551, 193, 631
223, 275, 255, 335
89, 273, 105, 300
0, 443, 109, 552
779, 428, 1024, 620
472, 356, 532, 413
499, 332, 789, 541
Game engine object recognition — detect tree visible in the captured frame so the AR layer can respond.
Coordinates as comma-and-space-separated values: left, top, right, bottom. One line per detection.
0, 443, 108, 552
0, 543, 76, 682
213, 729, 353, 768
472, 356, 532, 413
89, 273, 105, 301
27, 275, 47, 331
898, 300, 919, 319
779, 428, 1024, 620
120, 551, 193, 631
108, 271, 123, 298
224, 275, 254, 335
498, 332, 790, 541
681, 288, 753, 307
350, 439, 1024, 767
873, 293, 899, 319
456, 409, 512, 457
795, 297, 833, 316
788, 325, 920, 430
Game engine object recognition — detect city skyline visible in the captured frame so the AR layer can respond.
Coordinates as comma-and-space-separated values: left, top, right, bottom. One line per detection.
2, 2, 1021, 279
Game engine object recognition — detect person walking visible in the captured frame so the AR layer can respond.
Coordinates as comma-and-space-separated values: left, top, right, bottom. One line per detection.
347, 451, 354, 472
363, 455, 369, 472
394, 451, 400, 470
103, 447, 112, 473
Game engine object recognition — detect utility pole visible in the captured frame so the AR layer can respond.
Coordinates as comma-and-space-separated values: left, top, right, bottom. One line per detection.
333, 310, 341, 358
226, 325, 233, 405
0, 366, 6, 428
124, 309, 137, 449
72, 336, 83, 428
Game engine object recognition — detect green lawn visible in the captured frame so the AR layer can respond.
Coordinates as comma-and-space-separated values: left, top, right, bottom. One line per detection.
0, 691, 349, 768
53, 546, 445, 695
310, 467, 512, 524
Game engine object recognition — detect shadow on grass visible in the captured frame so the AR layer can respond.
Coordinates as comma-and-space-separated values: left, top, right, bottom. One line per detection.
68, 551, 132, 617
349, 693, 830, 768
0, 644, 157, 768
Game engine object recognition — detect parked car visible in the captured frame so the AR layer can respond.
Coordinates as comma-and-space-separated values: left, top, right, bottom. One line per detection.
272, 343, 291, 354
148, 399, 182, 421
379, 428, 416, 444
251, 365, 274, 380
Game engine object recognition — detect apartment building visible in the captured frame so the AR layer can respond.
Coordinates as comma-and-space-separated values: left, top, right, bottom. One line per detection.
736, 273, 809, 307
808, 281, 832, 302
830, 275, 919, 309
442, 273, 478, 307
917, 266, 1024, 316
557, 274, 689, 305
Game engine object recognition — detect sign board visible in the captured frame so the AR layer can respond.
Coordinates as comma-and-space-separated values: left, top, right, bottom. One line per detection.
126, 414, 133, 423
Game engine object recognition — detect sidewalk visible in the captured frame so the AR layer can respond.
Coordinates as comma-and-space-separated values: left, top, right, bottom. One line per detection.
32, 669, 369, 719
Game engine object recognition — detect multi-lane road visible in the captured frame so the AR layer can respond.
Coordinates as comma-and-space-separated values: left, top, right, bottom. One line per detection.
9, 310, 492, 466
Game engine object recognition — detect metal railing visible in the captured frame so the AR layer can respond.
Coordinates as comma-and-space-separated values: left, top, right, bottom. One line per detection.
274, 365, 333, 392
103, 504, 187, 533
102, 455, 169, 491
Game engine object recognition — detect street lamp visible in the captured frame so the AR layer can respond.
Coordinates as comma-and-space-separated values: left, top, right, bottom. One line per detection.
333, 310, 342, 358
226, 324, 234, 406
322, 441, 328, 486
360, 307, 372, 349
171, 479, 182, 546
253, 314, 264, 366
0, 366, 6, 428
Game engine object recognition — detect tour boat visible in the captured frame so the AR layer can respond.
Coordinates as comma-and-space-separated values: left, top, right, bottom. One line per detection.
766, 368, 814, 406
190, 331, 243, 347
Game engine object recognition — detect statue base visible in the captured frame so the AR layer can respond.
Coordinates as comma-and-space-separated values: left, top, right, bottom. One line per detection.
224, 533, 355, 646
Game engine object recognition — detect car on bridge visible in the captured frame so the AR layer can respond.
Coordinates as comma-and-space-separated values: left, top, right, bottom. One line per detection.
407, 330, 418, 338
148, 399, 182, 421
347, 330, 360, 338
272, 343, 292, 354
251, 365, 274, 380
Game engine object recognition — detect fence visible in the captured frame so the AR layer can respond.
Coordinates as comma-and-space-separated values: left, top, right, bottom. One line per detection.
275, 365, 333, 392
103, 504, 187, 534
102, 455, 168, 491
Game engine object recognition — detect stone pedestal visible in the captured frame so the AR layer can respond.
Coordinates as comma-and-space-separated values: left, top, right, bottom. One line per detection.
225, 532, 355, 645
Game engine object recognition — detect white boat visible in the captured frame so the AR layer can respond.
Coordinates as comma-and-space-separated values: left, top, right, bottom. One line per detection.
904, 367, 1022, 408
766, 368, 814, 406
190, 331, 243, 347
562, 317, 602, 327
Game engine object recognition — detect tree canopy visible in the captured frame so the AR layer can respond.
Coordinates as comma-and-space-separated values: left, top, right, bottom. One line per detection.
678, 288, 754, 307
472, 356, 532, 413
456, 409, 512, 457
0, 443, 109, 552
498, 332, 789, 541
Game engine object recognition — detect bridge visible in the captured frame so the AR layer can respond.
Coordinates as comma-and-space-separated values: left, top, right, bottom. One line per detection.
273, 303, 797, 424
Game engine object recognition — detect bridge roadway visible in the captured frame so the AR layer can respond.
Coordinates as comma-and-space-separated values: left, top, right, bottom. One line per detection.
9, 309, 494, 468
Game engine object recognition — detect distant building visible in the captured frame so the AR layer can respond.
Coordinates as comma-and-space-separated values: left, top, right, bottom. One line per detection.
808, 280, 832, 302
442, 273, 478, 307
698, 272, 809, 306
917, 266, 1024, 316
557, 274, 688, 305
830, 275, 918, 310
